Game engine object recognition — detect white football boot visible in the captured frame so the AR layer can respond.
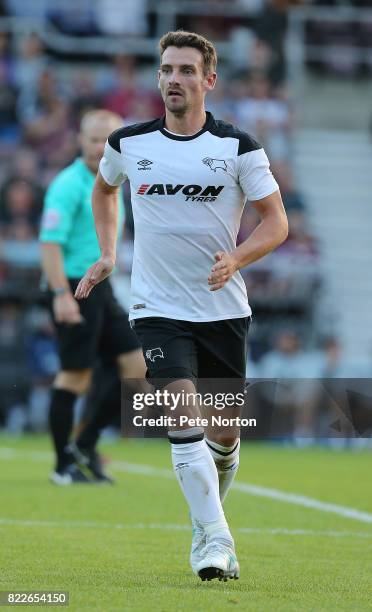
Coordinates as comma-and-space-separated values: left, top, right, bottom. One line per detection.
195, 539, 240, 582
190, 517, 207, 574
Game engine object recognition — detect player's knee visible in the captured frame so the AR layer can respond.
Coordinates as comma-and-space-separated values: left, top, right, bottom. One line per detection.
207, 434, 239, 448
54, 369, 93, 395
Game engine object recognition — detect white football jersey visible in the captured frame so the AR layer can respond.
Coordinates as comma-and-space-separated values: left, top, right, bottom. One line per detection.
99, 112, 279, 322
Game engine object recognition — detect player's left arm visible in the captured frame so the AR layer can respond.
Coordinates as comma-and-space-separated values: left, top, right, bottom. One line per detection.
209, 144, 288, 291
208, 190, 288, 291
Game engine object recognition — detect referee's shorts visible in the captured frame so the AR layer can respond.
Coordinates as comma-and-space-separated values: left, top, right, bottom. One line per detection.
49, 278, 140, 370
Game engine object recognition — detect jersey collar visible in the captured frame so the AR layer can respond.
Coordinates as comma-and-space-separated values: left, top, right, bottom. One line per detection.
159, 111, 214, 141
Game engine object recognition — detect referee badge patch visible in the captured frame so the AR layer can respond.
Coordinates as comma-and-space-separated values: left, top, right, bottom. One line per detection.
41, 209, 61, 230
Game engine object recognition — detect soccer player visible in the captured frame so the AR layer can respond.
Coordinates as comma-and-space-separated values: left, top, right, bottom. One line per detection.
75, 33, 288, 579
40, 109, 146, 485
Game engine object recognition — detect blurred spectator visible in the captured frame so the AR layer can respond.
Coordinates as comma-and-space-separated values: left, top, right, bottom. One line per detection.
14, 34, 46, 95
207, 79, 236, 123
19, 70, 78, 172
0, 301, 29, 431
96, 0, 148, 37
254, 0, 290, 84
256, 329, 311, 378
0, 30, 14, 83
102, 54, 163, 121
25, 307, 59, 431
236, 72, 292, 163
315, 337, 371, 378
271, 162, 306, 211
277, 209, 319, 261
47, 2, 98, 36
69, 70, 103, 125
254, 329, 321, 439
0, 62, 18, 143
9, 147, 40, 182
5, 0, 48, 19
0, 177, 42, 238
0, 32, 19, 144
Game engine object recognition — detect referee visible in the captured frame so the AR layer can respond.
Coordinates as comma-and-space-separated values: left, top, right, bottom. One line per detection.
76, 32, 288, 580
40, 109, 145, 485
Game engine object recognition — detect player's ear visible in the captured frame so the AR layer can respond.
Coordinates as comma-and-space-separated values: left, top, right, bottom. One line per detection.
205, 72, 217, 92
157, 69, 161, 88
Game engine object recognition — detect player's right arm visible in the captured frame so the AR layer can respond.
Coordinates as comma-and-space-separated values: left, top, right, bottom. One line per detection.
75, 132, 127, 300
74, 172, 119, 299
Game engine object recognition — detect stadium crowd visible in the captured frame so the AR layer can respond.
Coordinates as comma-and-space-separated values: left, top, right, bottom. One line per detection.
1, 2, 364, 437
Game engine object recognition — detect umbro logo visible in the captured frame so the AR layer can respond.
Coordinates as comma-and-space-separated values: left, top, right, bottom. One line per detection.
202, 157, 227, 172
137, 159, 153, 170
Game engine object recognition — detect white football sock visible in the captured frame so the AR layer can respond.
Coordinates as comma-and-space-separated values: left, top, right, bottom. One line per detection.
206, 438, 240, 503
171, 438, 233, 544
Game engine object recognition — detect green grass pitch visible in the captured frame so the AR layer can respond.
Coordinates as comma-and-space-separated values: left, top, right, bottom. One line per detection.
0, 435, 371, 611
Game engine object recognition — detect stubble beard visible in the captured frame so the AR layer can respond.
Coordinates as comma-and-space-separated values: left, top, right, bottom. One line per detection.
165, 97, 189, 118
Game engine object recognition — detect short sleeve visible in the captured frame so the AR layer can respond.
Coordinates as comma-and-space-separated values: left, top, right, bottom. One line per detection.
99, 139, 127, 187
39, 172, 81, 245
238, 148, 279, 202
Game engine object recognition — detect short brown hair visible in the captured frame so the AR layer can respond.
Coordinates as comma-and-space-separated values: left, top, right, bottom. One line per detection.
159, 30, 217, 75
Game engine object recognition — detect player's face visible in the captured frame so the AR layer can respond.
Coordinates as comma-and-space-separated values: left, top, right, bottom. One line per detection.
80, 122, 116, 173
158, 46, 216, 115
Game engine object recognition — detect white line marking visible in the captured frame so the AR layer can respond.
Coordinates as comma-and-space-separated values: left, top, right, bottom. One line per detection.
1, 447, 372, 525
111, 461, 372, 525
0, 517, 371, 539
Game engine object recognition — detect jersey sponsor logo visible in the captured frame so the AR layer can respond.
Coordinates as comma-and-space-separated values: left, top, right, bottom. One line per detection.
202, 157, 227, 172
136, 183, 225, 202
145, 347, 164, 362
137, 159, 153, 170
137, 184, 150, 194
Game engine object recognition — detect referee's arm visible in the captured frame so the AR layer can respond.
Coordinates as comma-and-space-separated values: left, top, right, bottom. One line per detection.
75, 172, 119, 299
41, 243, 83, 323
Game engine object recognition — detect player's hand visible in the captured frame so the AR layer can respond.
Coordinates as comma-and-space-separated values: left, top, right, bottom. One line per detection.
74, 256, 115, 300
208, 251, 239, 291
53, 292, 83, 324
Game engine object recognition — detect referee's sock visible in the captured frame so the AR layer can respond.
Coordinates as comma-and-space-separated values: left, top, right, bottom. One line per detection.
49, 388, 76, 472
205, 438, 240, 504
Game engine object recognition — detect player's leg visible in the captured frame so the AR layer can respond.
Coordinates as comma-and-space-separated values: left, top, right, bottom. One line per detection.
186, 317, 250, 578
197, 317, 250, 503
133, 317, 236, 581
